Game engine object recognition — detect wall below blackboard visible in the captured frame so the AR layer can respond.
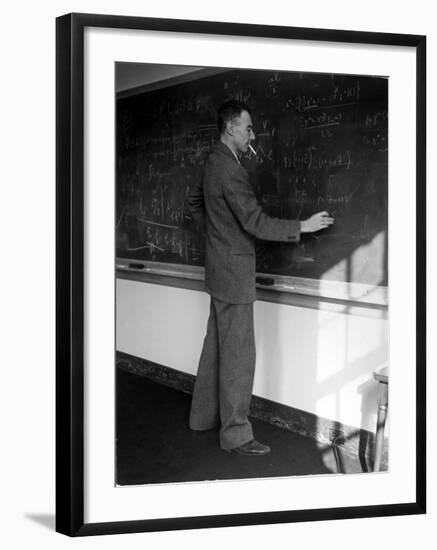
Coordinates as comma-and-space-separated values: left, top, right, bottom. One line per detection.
116, 277, 388, 434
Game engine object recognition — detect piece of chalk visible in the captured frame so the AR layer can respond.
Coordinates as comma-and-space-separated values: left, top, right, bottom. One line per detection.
256, 276, 274, 286
248, 144, 257, 155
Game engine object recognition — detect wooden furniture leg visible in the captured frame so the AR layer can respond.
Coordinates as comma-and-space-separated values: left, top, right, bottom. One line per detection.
373, 367, 388, 472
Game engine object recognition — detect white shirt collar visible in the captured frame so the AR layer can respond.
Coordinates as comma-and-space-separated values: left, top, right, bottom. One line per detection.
231, 150, 240, 164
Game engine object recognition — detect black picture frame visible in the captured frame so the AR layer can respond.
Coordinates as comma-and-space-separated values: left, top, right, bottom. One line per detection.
56, 12, 426, 537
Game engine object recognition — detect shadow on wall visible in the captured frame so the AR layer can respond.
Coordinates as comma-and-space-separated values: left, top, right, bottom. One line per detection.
255, 237, 388, 467
312, 249, 388, 460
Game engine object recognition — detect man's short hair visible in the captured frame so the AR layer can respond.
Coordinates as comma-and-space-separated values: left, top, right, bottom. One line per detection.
217, 100, 252, 135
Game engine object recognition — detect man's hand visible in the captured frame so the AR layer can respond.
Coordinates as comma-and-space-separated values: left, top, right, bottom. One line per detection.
300, 211, 334, 233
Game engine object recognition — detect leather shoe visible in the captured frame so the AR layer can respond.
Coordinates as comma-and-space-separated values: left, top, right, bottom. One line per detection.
231, 440, 271, 456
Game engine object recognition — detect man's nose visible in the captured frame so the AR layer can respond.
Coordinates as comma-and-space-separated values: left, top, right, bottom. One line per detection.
250, 129, 256, 140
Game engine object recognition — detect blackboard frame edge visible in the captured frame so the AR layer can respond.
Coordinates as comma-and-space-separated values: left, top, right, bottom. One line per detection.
117, 66, 231, 99
56, 12, 426, 537
118, 65, 391, 100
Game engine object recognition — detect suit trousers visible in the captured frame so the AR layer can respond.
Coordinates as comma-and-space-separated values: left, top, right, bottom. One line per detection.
189, 297, 256, 450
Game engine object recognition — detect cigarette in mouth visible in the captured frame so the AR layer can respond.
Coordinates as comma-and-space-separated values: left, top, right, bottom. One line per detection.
248, 144, 257, 156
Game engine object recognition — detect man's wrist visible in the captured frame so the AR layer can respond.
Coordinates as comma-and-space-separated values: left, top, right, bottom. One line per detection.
300, 220, 307, 233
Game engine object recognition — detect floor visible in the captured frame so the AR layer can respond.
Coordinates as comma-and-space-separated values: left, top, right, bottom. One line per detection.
116, 368, 368, 486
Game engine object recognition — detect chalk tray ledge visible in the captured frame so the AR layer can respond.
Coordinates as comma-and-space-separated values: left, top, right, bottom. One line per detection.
116, 259, 388, 310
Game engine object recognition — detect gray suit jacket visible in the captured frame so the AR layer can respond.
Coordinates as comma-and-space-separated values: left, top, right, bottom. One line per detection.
189, 141, 301, 304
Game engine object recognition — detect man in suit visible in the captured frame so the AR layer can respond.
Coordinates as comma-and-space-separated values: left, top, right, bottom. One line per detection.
188, 100, 334, 455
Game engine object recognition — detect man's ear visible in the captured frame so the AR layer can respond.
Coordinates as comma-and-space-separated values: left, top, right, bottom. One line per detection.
226, 121, 234, 136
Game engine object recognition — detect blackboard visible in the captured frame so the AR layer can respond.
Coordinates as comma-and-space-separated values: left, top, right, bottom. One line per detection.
116, 68, 388, 287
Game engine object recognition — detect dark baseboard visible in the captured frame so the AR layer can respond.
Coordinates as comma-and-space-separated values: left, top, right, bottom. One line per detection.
116, 351, 388, 471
